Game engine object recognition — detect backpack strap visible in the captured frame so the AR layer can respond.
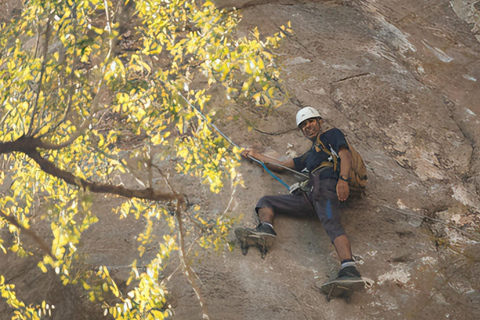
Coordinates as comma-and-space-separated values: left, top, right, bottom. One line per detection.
312, 129, 339, 173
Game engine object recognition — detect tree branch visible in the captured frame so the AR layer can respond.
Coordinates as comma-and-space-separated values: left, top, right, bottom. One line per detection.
0, 136, 39, 154
0, 137, 179, 202
0, 136, 79, 154
25, 148, 180, 202
0, 210, 54, 259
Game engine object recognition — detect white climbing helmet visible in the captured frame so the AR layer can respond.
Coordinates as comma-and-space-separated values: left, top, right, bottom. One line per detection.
296, 106, 322, 127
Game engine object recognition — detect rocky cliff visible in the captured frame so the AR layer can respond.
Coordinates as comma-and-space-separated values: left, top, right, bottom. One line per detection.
1, 0, 479, 319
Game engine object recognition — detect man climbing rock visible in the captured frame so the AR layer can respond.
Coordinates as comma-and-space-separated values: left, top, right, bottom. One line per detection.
236, 106, 362, 284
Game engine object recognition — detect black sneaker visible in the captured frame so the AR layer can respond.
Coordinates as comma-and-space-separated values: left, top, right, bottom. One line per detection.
250, 222, 277, 237
334, 266, 362, 281
320, 266, 364, 301
235, 222, 276, 258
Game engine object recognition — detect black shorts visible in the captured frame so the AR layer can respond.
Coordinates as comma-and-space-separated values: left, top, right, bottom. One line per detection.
255, 178, 345, 242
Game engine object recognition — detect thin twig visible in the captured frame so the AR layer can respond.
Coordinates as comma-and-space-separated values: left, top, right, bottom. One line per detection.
36, 85, 106, 150
48, 4, 79, 134
34, 97, 49, 135
147, 147, 153, 189
103, 0, 114, 65
0, 109, 13, 128
175, 204, 210, 320
0, 210, 54, 258
33, 11, 41, 58
216, 178, 239, 222
27, 16, 52, 136
152, 164, 175, 194
88, 142, 147, 188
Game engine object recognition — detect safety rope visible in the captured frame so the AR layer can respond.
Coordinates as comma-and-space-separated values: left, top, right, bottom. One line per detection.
249, 157, 291, 189
263, 160, 308, 178
172, 88, 299, 190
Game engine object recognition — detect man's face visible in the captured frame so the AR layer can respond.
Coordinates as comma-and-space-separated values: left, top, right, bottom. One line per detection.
299, 118, 322, 140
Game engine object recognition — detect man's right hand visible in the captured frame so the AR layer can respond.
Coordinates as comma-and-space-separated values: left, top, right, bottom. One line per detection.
241, 148, 295, 173
241, 147, 259, 160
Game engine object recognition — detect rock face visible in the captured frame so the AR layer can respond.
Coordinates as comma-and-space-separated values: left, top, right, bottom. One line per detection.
1, 1, 479, 319
171, 0, 480, 319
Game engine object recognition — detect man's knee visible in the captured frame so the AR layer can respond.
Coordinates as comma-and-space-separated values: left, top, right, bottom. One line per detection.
255, 195, 276, 213
324, 221, 346, 243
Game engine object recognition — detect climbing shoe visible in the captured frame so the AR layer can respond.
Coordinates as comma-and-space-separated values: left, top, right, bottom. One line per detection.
334, 266, 362, 281
251, 222, 277, 237
320, 266, 364, 302
235, 222, 276, 259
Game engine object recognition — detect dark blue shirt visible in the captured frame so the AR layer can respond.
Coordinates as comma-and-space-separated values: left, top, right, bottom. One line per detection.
293, 128, 348, 180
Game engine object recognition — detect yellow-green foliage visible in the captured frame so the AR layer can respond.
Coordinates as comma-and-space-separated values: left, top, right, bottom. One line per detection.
0, 0, 291, 318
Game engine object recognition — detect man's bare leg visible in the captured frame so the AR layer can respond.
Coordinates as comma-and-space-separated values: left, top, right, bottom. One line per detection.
258, 207, 275, 224
333, 235, 352, 261
331, 234, 361, 281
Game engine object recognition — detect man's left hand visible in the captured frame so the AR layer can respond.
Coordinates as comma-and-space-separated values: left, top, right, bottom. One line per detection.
336, 180, 350, 201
